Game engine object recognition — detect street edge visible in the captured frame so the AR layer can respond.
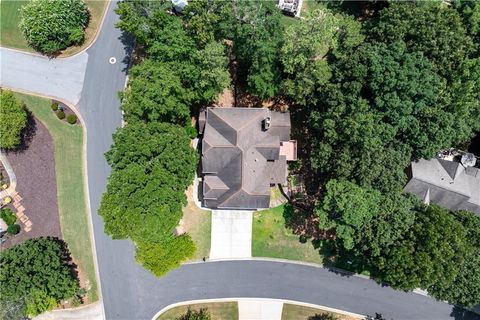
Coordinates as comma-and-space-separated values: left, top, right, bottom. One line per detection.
1, 87, 105, 320
150, 297, 365, 320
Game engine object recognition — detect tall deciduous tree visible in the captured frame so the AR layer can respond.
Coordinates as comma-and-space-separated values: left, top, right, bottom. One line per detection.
378, 205, 466, 291
0, 90, 27, 149
121, 60, 193, 124
315, 179, 381, 250
0, 237, 79, 317
367, 2, 474, 80
100, 122, 197, 242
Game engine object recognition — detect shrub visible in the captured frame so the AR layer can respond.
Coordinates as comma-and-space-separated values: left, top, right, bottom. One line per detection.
177, 308, 211, 320
7, 224, 21, 235
57, 110, 65, 120
51, 103, 58, 111
185, 125, 197, 139
0, 90, 27, 149
0, 238, 79, 317
19, 0, 90, 54
66, 114, 77, 124
0, 208, 17, 226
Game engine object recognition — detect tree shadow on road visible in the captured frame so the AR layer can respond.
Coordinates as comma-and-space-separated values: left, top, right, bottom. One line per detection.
118, 32, 134, 73
450, 306, 480, 320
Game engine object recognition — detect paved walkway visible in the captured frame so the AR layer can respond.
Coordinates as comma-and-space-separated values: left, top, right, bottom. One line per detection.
238, 299, 283, 320
0, 48, 88, 105
210, 210, 253, 259
34, 301, 102, 320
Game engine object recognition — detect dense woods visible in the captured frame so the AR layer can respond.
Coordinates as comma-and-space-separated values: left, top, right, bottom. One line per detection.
107, 0, 480, 307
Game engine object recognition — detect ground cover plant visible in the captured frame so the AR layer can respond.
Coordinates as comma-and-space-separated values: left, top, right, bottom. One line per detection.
0, 90, 27, 149
0, 237, 79, 318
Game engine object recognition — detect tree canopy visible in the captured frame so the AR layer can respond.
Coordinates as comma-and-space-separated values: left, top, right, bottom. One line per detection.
0, 237, 79, 317
99, 122, 198, 275
0, 90, 27, 149
19, 0, 89, 54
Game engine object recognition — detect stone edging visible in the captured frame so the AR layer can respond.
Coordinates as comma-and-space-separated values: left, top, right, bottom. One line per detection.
0, 149, 17, 193
150, 297, 365, 320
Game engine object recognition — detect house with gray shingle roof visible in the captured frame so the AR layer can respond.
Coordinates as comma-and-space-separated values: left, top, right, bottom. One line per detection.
404, 158, 480, 215
199, 107, 296, 209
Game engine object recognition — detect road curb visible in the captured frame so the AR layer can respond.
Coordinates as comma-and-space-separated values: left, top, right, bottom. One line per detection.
150, 298, 365, 320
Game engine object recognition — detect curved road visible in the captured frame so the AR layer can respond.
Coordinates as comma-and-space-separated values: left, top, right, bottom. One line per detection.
1, 2, 476, 320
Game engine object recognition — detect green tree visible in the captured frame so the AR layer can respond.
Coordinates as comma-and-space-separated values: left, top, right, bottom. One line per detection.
456, 0, 480, 48
19, 0, 89, 54
428, 211, 480, 307
367, 2, 474, 80
0, 237, 79, 316
25, 290, 58, 317
99, 122, 198, 276
99, 122, 197, 242
192, 41, 231, 103
136, 235, 195, 277
315, 180, 381, 250
121, 60, 194, 124
176, 307, 211, 320
0, 90, 27, 149
281, 9, 363, 104
378, 205, 466, 290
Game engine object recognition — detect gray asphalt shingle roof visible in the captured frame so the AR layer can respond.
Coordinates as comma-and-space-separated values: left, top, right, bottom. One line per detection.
201, 107, 291, 209
404, 158, 480, 215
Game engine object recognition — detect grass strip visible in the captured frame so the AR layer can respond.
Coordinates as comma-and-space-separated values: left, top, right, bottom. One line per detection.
13, 92, 98, 302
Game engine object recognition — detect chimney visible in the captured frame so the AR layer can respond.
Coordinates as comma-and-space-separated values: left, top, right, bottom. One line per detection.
262, 117, 271, 131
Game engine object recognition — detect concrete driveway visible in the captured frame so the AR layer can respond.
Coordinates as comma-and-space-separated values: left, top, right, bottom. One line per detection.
210, 210, 253, 259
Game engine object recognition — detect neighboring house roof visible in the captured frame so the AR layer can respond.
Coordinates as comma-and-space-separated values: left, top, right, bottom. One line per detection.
404, 158, 480, 215
201, 107, 292, 209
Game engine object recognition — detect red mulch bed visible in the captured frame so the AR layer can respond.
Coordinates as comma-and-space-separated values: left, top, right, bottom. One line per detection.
1, 113, 61, 248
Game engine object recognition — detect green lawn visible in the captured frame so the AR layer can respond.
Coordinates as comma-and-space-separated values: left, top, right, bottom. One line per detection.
182, 185, 211, 261
0, 0, 108, 56
13, 93, 98, 303
281, 303, 358, 320
0, 0, 30, 50
252, 204, 323, 264
157, 302, 238, 320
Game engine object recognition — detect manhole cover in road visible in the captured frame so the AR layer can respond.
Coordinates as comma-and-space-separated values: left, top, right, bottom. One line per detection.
109, 57, 117, 64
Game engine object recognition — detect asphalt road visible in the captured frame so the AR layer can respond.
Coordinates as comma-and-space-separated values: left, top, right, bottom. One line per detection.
0, 47, 87, 104
1, 2, 477, 320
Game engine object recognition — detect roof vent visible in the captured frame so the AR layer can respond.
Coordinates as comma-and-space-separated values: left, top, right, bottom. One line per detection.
461, 153, 476, 167
262, 117, 271, 131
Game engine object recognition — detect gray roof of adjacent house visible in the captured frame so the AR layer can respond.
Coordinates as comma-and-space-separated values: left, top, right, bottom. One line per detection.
404, 158, 480, 215
201, 107, 291, 209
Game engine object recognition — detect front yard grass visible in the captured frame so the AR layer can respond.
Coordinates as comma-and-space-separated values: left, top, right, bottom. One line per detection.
13, 93, 98, 303
157, 302, 238, 320
252, 204, 323, 264
282, 303, 360, 320
0, 0, 108, 56
0, 0, 30, 50
182, 185, 211, 261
